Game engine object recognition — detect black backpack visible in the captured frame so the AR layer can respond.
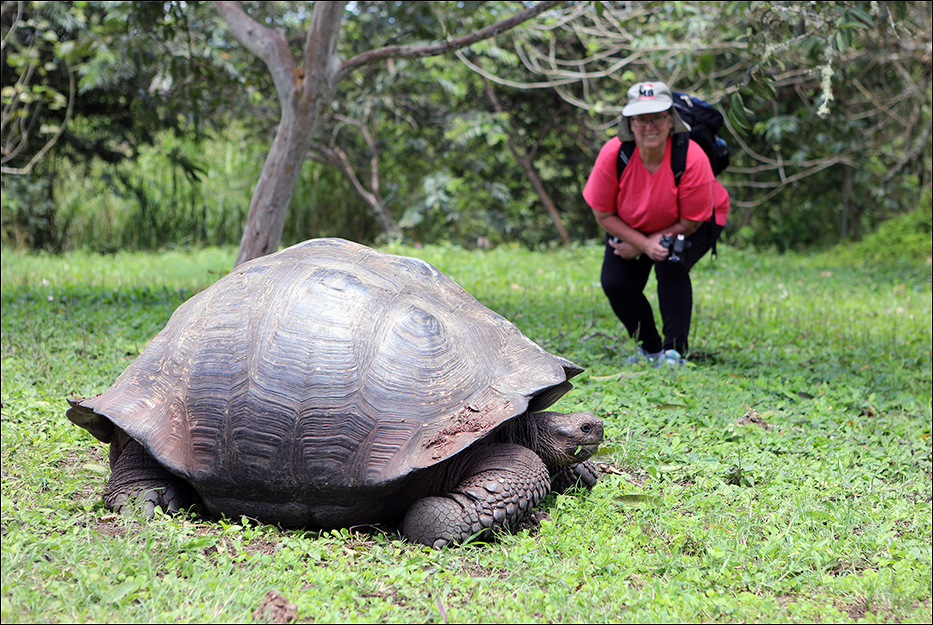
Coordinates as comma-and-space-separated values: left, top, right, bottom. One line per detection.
616, 92, 730, 184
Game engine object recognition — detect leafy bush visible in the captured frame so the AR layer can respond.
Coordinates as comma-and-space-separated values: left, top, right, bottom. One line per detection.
0, 175, 65, 252
834, 191, 933, 265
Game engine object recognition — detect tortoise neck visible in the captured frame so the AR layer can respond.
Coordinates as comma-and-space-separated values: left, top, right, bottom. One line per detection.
496, 413, 551, 466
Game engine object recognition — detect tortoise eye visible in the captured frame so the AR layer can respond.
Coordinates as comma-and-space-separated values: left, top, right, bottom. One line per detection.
580, 423, 592, 434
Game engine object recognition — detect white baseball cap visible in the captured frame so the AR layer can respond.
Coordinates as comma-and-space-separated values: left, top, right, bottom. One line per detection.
618, 81, 690, 140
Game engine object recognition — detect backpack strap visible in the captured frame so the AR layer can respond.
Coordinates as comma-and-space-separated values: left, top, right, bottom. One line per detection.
668, 133, 719, 257
616, 133, 690, 186
615, 140, 637, 180
670, 132, 689, 186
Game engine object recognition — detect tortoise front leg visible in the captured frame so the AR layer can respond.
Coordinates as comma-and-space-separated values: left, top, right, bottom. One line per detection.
104, 428, 197, 517
401, 443, 550, 548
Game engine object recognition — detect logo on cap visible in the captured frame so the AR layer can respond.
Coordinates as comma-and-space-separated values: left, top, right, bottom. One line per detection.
638, 84, 655, 99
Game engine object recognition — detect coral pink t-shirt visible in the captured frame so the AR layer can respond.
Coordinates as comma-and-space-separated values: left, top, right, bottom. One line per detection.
583, 136, 729, 231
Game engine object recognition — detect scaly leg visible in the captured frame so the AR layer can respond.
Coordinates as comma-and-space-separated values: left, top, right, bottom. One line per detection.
104, 428, 196, 517
401, 443, 550, 548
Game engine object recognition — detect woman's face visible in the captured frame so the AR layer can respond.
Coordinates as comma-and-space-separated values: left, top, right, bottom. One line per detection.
630, 111, 672, 150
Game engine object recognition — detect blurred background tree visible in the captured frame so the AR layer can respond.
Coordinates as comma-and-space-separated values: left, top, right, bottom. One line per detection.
2, 0, 259, 251
2, 1, 930, 255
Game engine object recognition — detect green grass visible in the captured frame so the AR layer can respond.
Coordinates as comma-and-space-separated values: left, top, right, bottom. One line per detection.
2, 242, 931, 623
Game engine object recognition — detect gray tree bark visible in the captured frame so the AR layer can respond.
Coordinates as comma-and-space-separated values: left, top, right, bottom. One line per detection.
215, 1, 345, 267
214, 0, 563, 266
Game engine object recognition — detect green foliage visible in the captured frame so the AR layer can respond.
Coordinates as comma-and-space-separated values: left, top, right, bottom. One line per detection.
1, 122, 381, 252
0, 175, 61, 250
718, 1, 931, 248
2, 243, 931, 622
517, 1, 932, 251
1, 1, 85, 142
833, 194, 933, 265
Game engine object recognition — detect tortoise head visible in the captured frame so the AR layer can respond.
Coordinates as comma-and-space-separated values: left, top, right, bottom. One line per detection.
517, 411, 604, 468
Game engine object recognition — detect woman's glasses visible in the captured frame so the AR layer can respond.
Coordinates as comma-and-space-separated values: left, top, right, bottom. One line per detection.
631, 114, 671, 128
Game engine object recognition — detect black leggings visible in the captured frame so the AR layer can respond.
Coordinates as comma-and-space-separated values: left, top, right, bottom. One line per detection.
600, 221, 723, 355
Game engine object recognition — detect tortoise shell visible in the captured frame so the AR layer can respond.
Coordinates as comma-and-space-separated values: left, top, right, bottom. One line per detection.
68, 238, 582, 526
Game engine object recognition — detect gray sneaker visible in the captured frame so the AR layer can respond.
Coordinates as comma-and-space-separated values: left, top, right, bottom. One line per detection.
624, 347, 663, 364
655, 349, 686, 367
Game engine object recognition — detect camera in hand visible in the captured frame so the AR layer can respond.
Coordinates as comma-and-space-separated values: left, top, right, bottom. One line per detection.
659, 233, 690, 263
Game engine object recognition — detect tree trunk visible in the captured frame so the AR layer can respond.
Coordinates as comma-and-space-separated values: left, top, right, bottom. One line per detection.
841, 164, 853, 241
217, 1, 346, 267
235, 112, 319, 265
217, 0, 563, 266
482, 78, 570, 245
517, 153, 570, 245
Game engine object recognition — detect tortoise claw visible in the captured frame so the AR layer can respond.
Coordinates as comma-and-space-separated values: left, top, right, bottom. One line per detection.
103, 431, 196, 517
550, 460, 600, 494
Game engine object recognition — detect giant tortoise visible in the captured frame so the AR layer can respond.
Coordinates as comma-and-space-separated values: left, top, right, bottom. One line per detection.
67, 238, 603, 547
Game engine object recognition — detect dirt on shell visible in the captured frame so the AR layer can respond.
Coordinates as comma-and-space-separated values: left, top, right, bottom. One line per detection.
423, 402, 508, 456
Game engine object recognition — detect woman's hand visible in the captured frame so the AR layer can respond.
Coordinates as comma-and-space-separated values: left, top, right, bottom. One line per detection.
609, 238, 642, 259
609, 233, 669, 261
642, 232, 671, 262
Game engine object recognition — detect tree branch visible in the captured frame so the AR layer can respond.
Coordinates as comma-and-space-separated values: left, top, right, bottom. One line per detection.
308, 134, 396, 233
308, 140, 372, 203
482, 77, 569, 244
214, 1, 297, 110
1, 69, 75, 176
340, 0, 564, 77
301, 1, 346, 95
883, 116, 932, 185
0, 1, 24, 52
